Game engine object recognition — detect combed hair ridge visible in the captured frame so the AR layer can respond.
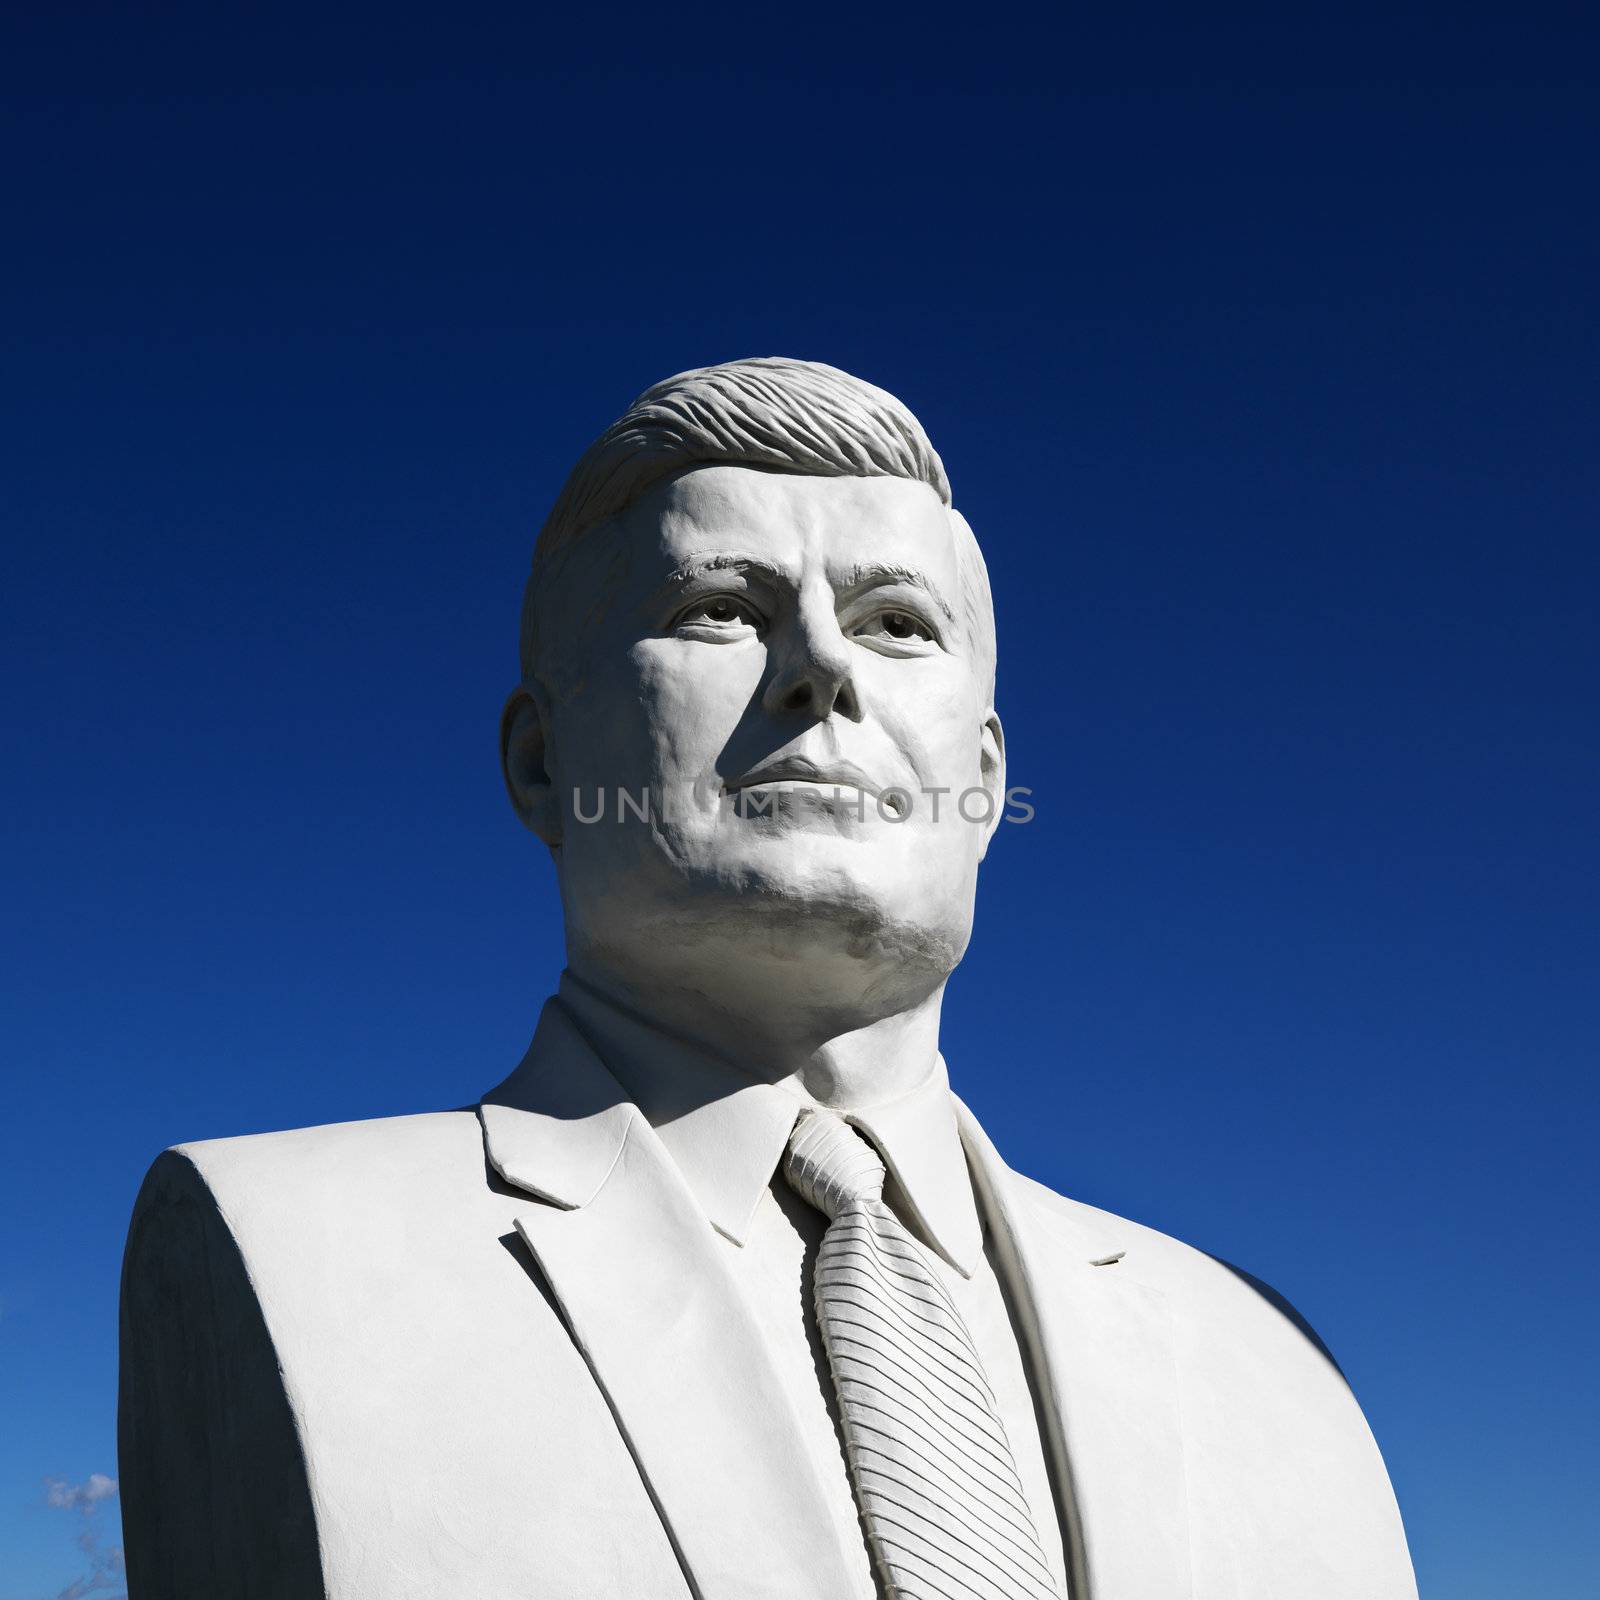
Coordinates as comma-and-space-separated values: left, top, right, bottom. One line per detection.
535, 357, 951, 563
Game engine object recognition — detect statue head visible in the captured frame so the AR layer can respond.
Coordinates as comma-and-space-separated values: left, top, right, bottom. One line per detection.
501, 358, 1004, 1045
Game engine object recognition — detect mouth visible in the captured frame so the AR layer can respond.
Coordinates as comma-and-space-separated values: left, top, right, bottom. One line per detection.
722, 757, 904, 814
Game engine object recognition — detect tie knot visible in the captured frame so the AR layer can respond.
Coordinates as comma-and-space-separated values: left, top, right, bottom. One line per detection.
784, 1110, 886, 1218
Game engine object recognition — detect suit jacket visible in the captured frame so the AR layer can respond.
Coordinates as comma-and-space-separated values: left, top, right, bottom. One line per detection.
119, 1001, 1417, 1599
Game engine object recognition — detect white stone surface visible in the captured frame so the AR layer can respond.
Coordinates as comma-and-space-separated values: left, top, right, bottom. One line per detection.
120, 358, 1418, 1598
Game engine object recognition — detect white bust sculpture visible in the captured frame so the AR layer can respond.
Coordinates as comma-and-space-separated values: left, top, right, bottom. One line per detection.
119, 359, 1417, 1599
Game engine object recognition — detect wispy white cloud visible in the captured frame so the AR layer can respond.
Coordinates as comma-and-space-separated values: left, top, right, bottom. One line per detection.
43, 1476, 125, 1600
56, 1535, 126, 1600
43, 1474, 119, 1513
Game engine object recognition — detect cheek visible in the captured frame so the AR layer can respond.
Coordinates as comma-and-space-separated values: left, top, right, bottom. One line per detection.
881, 672, 985, 789
634, 642, 763, 775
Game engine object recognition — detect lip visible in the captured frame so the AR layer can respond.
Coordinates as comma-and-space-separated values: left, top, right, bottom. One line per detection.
723, 755, 884, 801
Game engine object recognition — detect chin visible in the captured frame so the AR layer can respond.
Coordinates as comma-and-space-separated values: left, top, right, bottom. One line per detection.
561, 826, 977, 995
677, 852, 972, 987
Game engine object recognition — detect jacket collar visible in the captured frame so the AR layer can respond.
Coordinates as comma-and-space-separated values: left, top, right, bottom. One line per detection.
478, 997, 631, 1208
490, 977, 983, 1275
956, 1099, 1192, 1600
480, 996, 870, 1598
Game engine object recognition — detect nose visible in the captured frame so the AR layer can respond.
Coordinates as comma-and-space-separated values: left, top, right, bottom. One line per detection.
761, 604, 862, 723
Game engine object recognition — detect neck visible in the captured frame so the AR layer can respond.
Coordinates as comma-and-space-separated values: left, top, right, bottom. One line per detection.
559, 956, 947, 1110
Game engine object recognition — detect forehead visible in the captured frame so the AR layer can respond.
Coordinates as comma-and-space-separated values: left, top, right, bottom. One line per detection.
622, 464, 959, 582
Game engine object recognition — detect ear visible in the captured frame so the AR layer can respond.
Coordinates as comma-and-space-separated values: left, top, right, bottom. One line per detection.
500, 684, 562, 848
977, 711, 1006, 861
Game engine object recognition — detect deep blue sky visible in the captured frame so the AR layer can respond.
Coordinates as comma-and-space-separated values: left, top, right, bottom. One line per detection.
3, 6, 1596, 1596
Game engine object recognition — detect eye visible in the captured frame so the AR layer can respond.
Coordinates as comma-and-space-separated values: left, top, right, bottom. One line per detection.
673, 594, 762, 632
852, 608, 936, 644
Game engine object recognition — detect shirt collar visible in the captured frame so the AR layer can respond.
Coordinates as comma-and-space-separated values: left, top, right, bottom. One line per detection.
554, 973, 984, 1277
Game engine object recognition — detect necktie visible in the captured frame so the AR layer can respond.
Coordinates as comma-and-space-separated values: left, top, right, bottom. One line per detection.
784, 1109, 1060, 1600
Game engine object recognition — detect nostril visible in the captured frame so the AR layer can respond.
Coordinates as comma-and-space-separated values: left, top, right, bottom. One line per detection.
783, 683, 812, 712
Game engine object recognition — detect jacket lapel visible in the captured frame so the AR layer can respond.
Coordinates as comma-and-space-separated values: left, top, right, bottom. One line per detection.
481, 1001, 862, 1600
956, 1101, 1193, 1600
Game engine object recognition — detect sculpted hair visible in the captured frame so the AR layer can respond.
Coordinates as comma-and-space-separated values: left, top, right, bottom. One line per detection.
520, 356, 993, 695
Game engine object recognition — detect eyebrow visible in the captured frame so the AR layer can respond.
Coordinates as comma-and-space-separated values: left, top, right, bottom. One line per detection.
655, 554, 958, 627
661, 553, 785, 586
839, 562, 958, 625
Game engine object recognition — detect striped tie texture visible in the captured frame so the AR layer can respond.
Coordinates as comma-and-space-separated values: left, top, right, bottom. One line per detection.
784, 1109, 1060, 1600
